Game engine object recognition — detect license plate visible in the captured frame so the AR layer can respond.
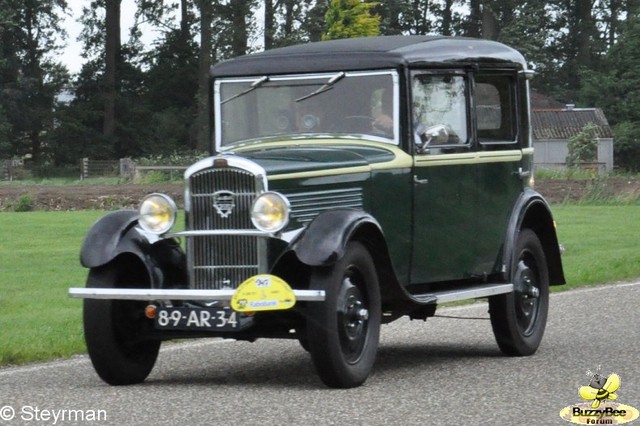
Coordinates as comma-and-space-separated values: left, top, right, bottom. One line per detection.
155, 307, 240, 331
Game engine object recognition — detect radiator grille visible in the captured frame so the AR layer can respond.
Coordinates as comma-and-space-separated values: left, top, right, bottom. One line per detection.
187, 167, 260, 290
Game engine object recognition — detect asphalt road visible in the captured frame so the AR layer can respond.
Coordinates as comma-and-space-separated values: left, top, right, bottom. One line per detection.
1, 282, 639, 426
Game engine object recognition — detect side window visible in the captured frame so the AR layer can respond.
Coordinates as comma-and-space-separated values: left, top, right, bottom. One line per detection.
412, 74, 468, 149
476, 74, 517, 143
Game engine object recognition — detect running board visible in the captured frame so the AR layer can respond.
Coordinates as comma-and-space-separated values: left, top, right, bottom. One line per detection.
412, 283, 513, 305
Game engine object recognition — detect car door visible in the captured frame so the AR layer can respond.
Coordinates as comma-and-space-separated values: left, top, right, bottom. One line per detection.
410, 71, 478, 284
472, 70, 526, 276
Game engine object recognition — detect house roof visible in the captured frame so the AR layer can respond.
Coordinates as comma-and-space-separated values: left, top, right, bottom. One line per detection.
531, 108, 613, 139
530, 92, 566, 110
211, 35, 527, 77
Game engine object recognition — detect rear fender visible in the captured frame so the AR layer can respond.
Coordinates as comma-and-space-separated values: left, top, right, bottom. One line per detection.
505, 189, 566, 285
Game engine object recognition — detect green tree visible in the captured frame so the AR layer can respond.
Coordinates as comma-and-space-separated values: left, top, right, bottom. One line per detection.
269, 0, 318, 47
374, 1, 469, 36
212, 0, 258, 59
57, 0, 159, 161
0, 0, 69, 164
323, 0, 380, 40
566, 123, 598, 167
195, 0, 213, 151
304, 0, 330, 42
103, 0, 121, 147
579, 13, 640, 171
611, 121, 640, 172
580, 14, 640, 125
138, 0, 199, 153
0, 105, 11, 157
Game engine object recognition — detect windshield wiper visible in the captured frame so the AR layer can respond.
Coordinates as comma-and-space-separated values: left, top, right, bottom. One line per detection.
221, 76, 269, 104
295, 72, 345, 102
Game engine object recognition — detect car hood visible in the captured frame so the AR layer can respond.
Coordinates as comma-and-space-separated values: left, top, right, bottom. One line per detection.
232, 142, 397, 177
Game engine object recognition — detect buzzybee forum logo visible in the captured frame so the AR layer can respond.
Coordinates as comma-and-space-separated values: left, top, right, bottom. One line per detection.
560, 368, 639, 424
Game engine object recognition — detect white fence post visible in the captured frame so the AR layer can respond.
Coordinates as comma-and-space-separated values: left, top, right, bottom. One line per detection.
81, 158, 89, 180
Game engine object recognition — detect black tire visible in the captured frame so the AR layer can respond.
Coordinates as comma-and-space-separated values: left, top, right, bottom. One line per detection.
298, 337, 310, 352
306, 242, 381, 388
83, 263, 160, 385
489, 229, 549, 356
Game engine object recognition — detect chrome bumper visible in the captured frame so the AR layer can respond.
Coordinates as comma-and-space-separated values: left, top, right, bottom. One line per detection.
68, 287, 326, 302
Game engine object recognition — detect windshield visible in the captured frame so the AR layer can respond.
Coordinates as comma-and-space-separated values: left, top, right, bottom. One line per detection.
215, 70, 398, 149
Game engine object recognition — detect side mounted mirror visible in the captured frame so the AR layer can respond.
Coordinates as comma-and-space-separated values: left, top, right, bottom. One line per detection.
415, 124, 449, 153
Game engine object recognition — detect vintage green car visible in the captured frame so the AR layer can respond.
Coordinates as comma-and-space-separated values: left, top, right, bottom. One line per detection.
69, 35, 565, 388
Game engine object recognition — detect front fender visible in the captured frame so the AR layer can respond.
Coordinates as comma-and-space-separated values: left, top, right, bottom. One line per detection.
80, 210, 187, 289
290, 209, 382, 266
80, 210, 144, 268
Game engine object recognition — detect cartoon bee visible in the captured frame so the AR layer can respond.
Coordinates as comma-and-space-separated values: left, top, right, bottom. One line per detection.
579, 373, 620, 408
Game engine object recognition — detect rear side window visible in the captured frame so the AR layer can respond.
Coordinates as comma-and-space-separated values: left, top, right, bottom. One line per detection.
476, 74, 517, 144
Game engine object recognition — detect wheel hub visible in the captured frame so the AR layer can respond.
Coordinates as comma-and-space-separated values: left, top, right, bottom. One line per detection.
514, 259, 540, 335
337, 277, 369, 360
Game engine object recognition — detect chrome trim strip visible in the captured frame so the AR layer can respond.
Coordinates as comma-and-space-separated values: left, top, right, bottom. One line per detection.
167, 230, 273, 238
431, 283, 513, 304
68, 288, 326, 302
184, 155, 267, 183
280, 227, 305, 243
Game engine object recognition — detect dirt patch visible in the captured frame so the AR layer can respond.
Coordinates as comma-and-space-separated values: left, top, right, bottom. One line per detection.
0, 184, 183, 211
1, 179, 639, 211
536, 178, 640, 204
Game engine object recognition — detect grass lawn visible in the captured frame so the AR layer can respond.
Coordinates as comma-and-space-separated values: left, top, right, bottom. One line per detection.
551, 204, 640, 289
1, 205, 639, 366
0, 211, 104, 365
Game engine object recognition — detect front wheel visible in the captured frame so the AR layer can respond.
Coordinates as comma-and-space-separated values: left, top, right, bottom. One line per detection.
306, 242, 381, 388
489, 229, 549, 356
83, 263, 160, 385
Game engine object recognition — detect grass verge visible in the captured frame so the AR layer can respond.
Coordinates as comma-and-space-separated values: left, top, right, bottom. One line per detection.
551, 204, 640, 289
0, 211, 104, 365
1, 205, 639, 366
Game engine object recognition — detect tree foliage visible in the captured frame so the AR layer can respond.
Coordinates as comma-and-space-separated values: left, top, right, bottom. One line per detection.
2, 1, 640, 172
566, 123, 598, 167
323, 0, 380, 40
0, 0, 68, 163
579, 10, 640, 170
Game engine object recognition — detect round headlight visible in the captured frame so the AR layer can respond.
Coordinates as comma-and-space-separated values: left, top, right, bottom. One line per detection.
139, 193, 177, 234
251, 192, 290, 233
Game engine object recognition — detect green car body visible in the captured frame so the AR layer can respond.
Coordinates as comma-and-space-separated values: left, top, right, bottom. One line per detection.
71, 36, 565, 388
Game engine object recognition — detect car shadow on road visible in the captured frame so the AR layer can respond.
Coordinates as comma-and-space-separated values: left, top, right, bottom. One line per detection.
375, 342, 503, 372
139, 341, 502, 389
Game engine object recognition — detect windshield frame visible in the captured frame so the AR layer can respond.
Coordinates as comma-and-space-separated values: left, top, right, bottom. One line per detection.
213, 70, 400, 151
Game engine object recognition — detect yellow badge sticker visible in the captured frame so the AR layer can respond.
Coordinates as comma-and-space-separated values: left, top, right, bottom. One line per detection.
231, 275, 296, 312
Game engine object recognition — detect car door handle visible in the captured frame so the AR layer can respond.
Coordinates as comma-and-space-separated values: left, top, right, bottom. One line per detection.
413, 175, 429, 185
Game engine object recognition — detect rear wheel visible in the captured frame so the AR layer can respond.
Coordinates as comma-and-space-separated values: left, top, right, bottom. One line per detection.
489, 229, 549, 356
306, 242, 381, 388
83, 262, 160, 385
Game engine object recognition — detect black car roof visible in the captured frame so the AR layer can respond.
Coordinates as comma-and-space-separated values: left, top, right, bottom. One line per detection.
211, 35, 527, 77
